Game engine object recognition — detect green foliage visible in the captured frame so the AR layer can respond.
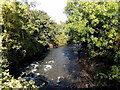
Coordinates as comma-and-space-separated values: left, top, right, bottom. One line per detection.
1, 0, 68, 88
0, 59, 39, 89
54, 23, 69, 46
97, 65, 120, 86
0, 1, 40, 88
24, 9, 67, 48
2, 1, 28, 67
1, 1, 63, 68
65, 2, 120, 86
25, 10, 57, 44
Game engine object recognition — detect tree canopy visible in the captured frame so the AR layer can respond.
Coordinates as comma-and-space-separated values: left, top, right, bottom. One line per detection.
65, 2, 120, 86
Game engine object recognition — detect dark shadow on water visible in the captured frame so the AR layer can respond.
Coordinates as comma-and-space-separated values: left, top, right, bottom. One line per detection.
13, 50, 50, 78
62, 45, 78, 61
60, 45, 95, 88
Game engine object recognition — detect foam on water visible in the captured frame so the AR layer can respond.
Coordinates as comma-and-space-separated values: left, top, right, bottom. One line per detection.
44, 65, 52, 72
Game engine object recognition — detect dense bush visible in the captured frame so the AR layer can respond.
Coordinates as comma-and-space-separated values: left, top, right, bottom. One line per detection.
1, 1, 65, 69
0, 1, 44, 88
0, 0, 67, 88
0, 59, 39, 89
65, 2, 120, 86
2, 1, 43, 70
25, 10, 59, 47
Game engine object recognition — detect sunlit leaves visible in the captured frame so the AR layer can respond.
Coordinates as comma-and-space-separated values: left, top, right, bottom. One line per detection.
65, 1, 119, 54
65, 2, 120, 85
1, 1, 62, 88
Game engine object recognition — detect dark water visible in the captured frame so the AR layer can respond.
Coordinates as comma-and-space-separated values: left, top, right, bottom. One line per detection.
20, 45, 94, 88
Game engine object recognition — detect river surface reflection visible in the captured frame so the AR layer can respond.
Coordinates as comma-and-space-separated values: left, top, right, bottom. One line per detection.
20, 45, 93, 88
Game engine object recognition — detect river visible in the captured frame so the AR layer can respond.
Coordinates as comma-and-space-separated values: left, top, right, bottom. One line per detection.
19, 45, 94, 88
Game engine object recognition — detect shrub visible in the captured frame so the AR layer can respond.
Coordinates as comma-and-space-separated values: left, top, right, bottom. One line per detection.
65, 2, 120, 86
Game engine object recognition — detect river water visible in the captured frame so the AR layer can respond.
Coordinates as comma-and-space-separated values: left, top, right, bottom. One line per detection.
20, 45, 94, 88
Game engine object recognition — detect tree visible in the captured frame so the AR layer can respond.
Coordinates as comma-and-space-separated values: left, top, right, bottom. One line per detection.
65, 2, 120, 86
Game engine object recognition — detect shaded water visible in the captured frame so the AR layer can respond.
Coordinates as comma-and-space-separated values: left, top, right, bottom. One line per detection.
20, 45, 94, 88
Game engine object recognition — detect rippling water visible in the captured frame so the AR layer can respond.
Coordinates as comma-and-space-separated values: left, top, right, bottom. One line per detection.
20, 45, 94, 88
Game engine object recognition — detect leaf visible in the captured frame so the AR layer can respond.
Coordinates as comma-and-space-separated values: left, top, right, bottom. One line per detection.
81, 37, 85, 42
